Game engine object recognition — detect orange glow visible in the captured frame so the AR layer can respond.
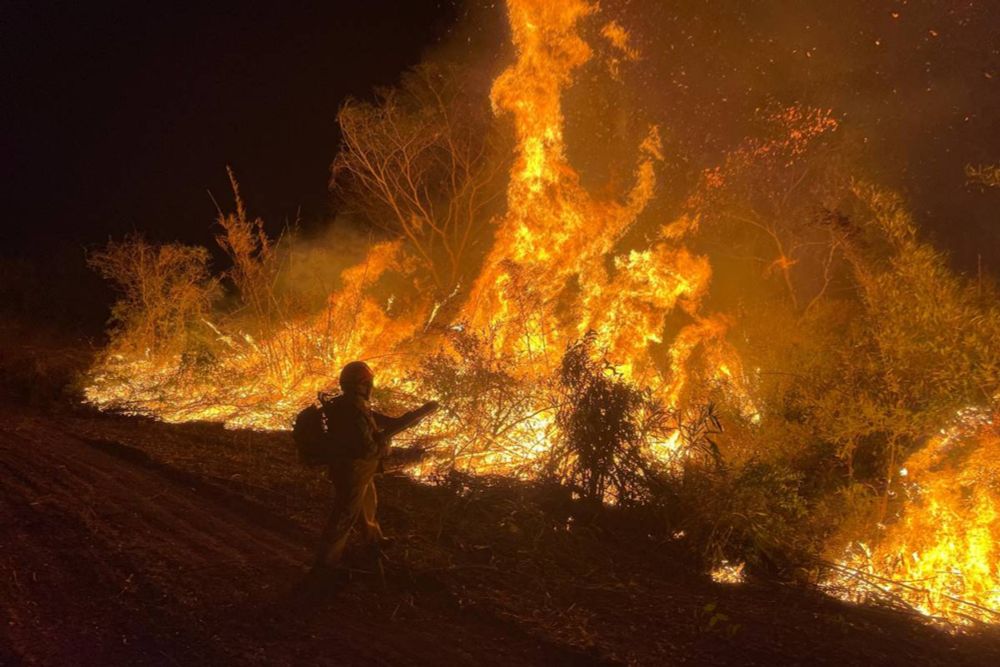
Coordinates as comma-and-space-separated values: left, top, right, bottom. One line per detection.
81, 0, 1000, 628
828, 408, 1000, 624
87, 0, 746, 466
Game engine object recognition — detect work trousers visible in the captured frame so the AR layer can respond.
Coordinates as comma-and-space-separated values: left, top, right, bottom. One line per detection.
315, 456, 383, 567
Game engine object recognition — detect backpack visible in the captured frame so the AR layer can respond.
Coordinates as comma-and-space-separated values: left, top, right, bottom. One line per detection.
292, 394, 334, 466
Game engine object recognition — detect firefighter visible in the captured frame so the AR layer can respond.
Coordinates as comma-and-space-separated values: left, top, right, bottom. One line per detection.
312, 361, 437, 574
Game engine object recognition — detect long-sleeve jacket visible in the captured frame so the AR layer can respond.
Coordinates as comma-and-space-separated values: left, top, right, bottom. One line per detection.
321, 393, 385, 461
321, 394, 426, 461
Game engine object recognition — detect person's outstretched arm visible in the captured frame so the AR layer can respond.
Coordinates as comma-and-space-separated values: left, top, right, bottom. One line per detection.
373, 401, 440, 439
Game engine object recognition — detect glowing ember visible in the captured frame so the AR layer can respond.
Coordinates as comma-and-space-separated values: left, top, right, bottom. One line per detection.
711, 561, 746, 585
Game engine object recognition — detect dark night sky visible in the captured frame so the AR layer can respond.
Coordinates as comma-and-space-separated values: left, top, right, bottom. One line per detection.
2, 1, 459, 255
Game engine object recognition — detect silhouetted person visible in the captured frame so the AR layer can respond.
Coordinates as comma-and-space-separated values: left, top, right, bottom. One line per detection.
312, 361, 437, 574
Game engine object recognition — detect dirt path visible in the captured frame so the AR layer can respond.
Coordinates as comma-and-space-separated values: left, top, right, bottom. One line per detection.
0, 416, 591, 666
3, 410, 999, 666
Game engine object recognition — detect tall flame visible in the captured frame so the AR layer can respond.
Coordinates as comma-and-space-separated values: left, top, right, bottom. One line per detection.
462, 0, 742, 409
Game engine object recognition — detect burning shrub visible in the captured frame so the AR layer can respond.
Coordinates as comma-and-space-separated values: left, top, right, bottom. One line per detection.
85, 183, 426, 429
215, 168, 288, 330
823, 409, 1000, 623
413, 328, 555, 476
87, 234, 220, 356
545, 334, 665, 506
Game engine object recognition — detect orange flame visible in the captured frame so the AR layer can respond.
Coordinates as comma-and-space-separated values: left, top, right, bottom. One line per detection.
830, 408, 1000, 624
87, 0, 748, 452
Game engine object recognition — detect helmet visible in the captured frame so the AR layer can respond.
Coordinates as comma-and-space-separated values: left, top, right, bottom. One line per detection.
339, 361, 375, 393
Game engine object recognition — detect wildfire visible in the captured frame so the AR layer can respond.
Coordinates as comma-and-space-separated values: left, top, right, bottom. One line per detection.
81, 0, 997, 628
463, 0, 745, 411
85, 240, 418, 430
87, 0, 740, 451
828, 408, 1000, 624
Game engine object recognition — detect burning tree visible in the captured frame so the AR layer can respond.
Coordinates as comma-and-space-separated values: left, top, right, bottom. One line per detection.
87, 234, 220, 356
332, 63, 508, 293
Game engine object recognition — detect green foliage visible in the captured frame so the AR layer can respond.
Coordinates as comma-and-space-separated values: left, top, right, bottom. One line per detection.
808, 186, 1000, 495
692, 166, 1000, 577
667, 459, 811, 577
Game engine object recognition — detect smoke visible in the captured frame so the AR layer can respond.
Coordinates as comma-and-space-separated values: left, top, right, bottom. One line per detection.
274, 219, 382, 312
604, 0, 1000, 271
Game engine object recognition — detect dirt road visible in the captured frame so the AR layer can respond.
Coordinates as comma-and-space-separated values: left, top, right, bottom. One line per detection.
3, 409, 999, 666
0, 413, 588, 666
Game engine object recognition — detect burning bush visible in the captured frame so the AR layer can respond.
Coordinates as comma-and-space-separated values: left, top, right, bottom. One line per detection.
85, 177, 426, 428
412, 328, 555, 476
87, 234, 220, 357
545, 333, 663, 506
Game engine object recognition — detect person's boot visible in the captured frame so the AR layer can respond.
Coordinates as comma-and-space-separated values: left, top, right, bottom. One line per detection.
307, 559, 348, 587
